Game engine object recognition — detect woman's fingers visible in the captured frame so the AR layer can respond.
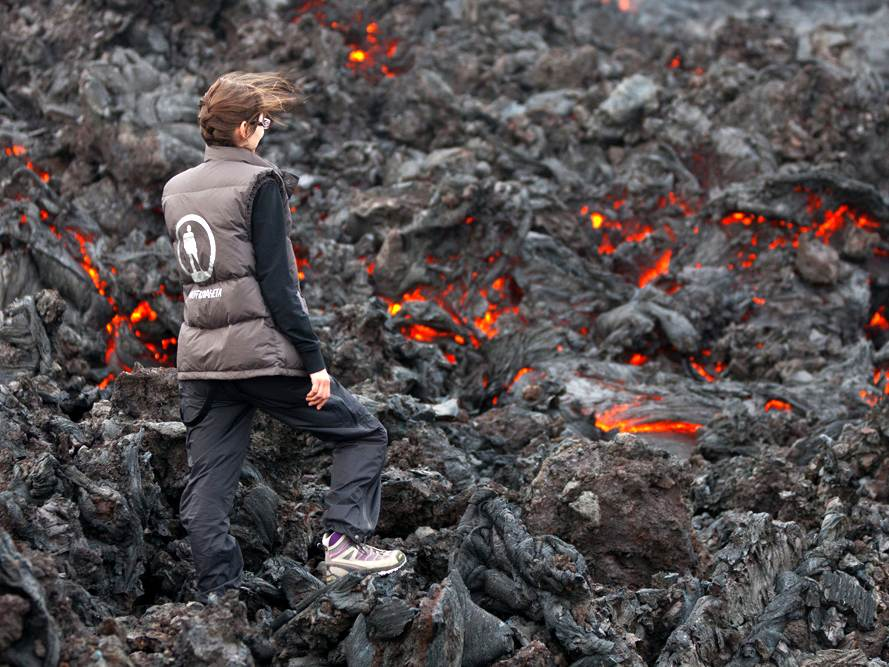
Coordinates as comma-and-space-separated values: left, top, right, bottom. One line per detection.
306, 377, 331, 410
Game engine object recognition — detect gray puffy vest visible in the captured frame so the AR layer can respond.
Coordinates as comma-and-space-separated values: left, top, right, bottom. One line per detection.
162, 144, 309, 380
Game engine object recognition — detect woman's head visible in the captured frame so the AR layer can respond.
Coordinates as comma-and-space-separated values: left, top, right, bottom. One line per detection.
198, 71, 302, 150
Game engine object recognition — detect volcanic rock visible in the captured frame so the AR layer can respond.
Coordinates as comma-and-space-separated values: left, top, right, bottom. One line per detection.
524, 434, 697, 588
796, 234, 841, 285
2, 0, 889, 664
599, 74, 660, 126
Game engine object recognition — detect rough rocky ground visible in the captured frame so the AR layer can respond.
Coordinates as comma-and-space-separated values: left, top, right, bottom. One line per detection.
1, 0, 889, 665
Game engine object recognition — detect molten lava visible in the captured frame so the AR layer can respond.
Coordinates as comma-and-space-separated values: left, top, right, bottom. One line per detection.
869, 307, 888, 331
5, 142, 180, 386
292, 243, 312, 281
5, 144, 51, 183
689, 359, 715, 383
638, 249, 672, 288
720, 194, 880, 265
764, 399, 792, 412
507, 367, 533, 391
596, 403, 701, 435
291, 4, 401, 79
581, 192, 695, 270
381, 267, 523, 361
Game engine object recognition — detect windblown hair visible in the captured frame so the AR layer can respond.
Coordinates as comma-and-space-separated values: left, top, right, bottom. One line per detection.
198, 71, 303, 147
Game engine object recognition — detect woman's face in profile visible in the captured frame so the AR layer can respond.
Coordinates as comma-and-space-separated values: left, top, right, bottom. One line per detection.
238, 113, 267, 151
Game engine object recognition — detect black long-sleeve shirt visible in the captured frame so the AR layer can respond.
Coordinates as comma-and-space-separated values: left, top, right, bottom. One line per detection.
251, 179, 326, 374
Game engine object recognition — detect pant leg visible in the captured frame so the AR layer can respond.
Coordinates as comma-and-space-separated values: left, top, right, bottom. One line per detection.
178, 379, 257, 596
233, 374, 388, 543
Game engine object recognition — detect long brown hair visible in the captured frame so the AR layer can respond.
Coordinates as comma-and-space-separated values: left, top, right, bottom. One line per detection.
198, 72, 303, 147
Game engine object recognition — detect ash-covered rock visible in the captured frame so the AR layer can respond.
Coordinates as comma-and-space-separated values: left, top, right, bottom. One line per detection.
524, 433, 697, 588
2, 0, 889, 663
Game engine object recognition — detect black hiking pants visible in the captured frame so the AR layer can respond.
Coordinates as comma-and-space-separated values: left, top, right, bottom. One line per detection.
177, 374, 388, 598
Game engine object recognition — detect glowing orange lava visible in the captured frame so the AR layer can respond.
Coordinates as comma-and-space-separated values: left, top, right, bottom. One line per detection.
638, 249, 672, 288
384, 268, 522, 359
689, 358, 716, 383
4, 142, 180, 383
596, 403, 701, 435
507, 367, 533, 391
860, 389, 880, 408
291, 4, 401, 79
869, 307, 889, 331
720, 197, 881, 262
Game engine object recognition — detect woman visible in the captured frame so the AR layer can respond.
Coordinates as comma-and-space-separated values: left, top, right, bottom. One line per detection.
162, 72, 406, 603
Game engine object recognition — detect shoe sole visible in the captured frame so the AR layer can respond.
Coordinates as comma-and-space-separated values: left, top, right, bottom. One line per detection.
319, 555, 407, 583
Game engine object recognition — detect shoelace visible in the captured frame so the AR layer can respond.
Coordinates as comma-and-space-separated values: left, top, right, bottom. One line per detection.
355, 542, 384, 559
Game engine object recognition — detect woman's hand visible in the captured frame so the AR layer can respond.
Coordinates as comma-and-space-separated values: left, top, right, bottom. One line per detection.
306, 368, 331, 410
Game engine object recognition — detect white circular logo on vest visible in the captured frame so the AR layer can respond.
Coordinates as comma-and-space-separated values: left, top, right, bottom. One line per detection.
175, 214, 216, 284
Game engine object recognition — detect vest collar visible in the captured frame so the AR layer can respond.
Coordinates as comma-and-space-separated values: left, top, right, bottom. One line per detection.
203, 144, 277, 170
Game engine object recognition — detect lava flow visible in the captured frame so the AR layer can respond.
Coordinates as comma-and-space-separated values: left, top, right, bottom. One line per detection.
764, 399, 792, 412
291, 2, 401, 79
581, 184, 885, 410
719, 195, 881, 272
487, 366, 539, 406
580, 191, 694, 288
5, 143, 178, 387
688, 350, 725, 383
381, 264, 525, 362
595, 402, 701, 435
638, 249, 672, 288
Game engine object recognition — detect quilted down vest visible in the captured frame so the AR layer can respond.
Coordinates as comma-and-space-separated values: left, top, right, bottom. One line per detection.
162, 144, 310, 380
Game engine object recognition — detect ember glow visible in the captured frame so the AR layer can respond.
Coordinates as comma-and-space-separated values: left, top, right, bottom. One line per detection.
717, 199, 883, 274
402, 323, 459, 344
580, 192, 695, 279
381, 268, 523, 362
292, 243, 311, 281
764, 399, 792, 412
475, 276, 521, 339
507, 367, 533, 391
292, 3, 402, 79
595, 403, 701, 435
869, 307, 889, 331
600, 0, 639, 12
689, 359, 715, 383
70, 231, 175, 380
4, 143, 178, 385
638, 249, 672, 288
688, 351, 725, 383
873, 370, 889, 396
5, 143, 51, 182
720, 194, 880, 258
860, 389, 881, 408
484, 366, 540, 407
589, 184, 881, 401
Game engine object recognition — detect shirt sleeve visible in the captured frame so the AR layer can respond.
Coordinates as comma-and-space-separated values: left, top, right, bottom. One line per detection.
251, 178, 326, 374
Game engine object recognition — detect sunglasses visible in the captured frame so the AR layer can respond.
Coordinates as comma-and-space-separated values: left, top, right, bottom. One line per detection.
251, 114, 272, 130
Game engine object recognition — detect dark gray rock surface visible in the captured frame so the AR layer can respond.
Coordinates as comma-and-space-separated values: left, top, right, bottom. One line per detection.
1, 0, 889, 664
